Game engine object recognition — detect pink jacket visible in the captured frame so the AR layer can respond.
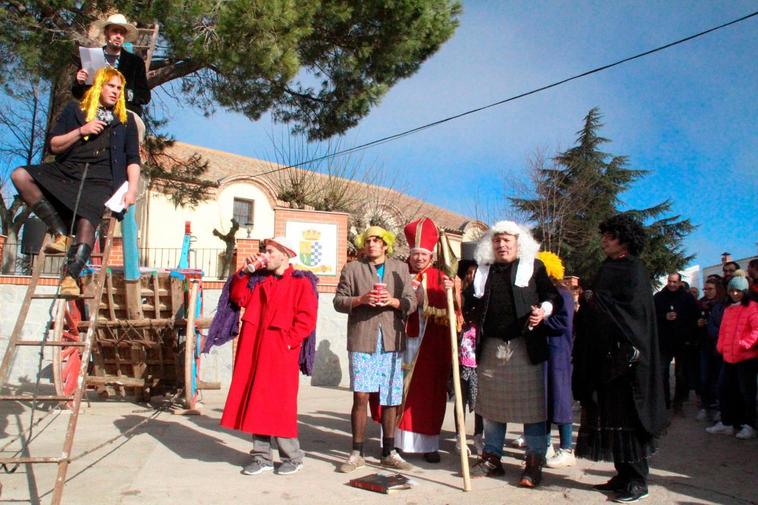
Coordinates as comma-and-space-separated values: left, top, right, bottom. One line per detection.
717, 301, 758, 364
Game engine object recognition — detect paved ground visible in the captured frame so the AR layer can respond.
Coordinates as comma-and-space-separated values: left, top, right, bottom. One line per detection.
0, 383, 756, 505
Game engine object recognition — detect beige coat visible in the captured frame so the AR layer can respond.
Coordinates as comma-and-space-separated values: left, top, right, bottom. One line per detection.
333, 257, 417, 353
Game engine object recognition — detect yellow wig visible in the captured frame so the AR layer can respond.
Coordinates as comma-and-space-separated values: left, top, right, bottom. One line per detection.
537, 251, 565, 281
355, 226, 396, 256
80, 67, 128, 124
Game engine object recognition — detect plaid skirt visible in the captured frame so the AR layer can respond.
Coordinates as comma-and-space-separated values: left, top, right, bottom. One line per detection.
476, 337, 546, 424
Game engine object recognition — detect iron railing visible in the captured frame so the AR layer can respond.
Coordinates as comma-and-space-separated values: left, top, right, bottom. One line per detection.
0, 241, 65, 276
0, 243, 227, 279
138, 247, 227, 278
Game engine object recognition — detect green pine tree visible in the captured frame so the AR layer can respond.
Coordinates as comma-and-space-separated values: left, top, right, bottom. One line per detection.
0, 1, 461, 141
1, 1, 460, 209
510, 107, 694, 282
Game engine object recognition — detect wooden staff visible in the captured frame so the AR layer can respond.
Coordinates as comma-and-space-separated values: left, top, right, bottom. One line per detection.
439, 230, 471, 491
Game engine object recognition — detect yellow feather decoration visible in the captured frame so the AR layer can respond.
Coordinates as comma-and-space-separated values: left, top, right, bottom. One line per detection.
537, 251, 565, 281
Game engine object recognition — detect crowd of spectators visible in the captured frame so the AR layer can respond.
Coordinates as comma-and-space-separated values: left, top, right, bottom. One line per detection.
654, 258, 758, 440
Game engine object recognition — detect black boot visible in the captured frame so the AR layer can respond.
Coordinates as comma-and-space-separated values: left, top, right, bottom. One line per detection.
519, 452, 544, 488
31, 199, 69, 253
60, 243, 92, 296
31, 199, 67, 236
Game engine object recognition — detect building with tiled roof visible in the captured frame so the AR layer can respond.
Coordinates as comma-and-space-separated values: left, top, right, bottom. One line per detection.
136, 142, 486, 272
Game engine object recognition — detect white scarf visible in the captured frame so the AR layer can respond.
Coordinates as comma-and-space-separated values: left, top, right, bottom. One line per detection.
472, 259, 535, 298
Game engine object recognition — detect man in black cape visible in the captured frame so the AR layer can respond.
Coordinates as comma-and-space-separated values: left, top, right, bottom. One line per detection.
573, 214, 668, 503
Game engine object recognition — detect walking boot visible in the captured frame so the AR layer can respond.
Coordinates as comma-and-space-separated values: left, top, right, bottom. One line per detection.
519, 452, 544, 488
60, 243, 92, 297
471, 451, 505, 478
31, 199, 70, 254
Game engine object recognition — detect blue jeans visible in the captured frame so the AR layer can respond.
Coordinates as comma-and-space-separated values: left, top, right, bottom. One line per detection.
483, 418, 547, 457
546, 422, 573, 450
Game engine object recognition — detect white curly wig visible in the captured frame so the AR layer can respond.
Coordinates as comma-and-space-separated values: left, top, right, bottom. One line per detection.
474, 220, 539, 265
472, 220, 541, 296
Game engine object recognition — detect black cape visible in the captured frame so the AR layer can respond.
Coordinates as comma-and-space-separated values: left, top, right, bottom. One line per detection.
573, 255, 668, 438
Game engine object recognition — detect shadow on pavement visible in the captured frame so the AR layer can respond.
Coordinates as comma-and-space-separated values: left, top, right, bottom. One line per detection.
112, 414, 250, 466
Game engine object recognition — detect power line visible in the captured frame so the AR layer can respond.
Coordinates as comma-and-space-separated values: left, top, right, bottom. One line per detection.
256, 10, 758, 177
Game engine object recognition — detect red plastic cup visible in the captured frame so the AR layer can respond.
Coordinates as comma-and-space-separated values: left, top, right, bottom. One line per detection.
246, 255, 268, 273
371, 282, 388, 306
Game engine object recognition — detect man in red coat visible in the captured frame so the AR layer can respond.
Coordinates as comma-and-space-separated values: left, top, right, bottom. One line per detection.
220, 237, 318, 476
397, 217, 456, 462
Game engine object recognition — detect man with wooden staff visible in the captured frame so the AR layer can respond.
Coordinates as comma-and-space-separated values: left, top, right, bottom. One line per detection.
463, 221, 560, 488
393, 217, 458, 462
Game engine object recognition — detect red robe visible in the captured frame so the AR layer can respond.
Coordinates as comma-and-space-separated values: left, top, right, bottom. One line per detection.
399, 266, 454, 436
220, 266, 318, 438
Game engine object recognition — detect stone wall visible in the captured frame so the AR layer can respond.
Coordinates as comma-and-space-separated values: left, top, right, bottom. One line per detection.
0, 284, 59, 385
200, 289, 349, 388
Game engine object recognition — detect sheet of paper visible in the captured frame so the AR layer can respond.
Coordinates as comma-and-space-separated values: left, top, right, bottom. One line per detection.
78, 47, 107, 84
105, 181, 129, 213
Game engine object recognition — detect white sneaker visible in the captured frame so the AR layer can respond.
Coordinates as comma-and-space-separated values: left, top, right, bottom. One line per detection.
546, 448, 576, 468
473, 433, 484, 456
705, 421, 734, 435
511, 436, 526, 448
735, 425, 757, 440
545, 443, 556, 459
695, 409, 707, 422
338, 451, 365, 473
380, 450, 413, 471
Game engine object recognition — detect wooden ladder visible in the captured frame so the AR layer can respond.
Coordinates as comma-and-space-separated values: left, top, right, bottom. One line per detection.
0, 213, 116, 505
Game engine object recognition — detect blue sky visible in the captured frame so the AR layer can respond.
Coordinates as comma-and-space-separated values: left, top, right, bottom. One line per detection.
152, 2, 757, 269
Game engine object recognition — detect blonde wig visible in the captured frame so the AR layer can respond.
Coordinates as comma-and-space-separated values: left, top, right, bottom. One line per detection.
80, 67, 128, 124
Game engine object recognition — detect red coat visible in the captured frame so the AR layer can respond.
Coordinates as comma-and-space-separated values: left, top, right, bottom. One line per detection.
220, 266, 318, 438
717, 301, 758, 364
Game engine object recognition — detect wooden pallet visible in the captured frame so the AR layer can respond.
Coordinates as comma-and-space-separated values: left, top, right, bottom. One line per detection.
79, 270, 209, 401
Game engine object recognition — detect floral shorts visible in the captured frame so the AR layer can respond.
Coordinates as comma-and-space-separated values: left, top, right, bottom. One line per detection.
349, 331, 403, 406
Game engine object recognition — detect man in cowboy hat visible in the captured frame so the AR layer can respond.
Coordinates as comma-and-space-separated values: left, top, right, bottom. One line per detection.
220, 236, 318, 476
334, 226, 417, 473
72, 13, 151, 118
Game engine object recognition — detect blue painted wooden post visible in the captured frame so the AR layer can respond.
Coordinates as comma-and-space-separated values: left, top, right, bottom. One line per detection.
122, 206, 140, 281
178, 222, 191, 270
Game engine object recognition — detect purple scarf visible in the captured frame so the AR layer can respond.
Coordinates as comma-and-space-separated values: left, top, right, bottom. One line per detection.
203, 269, 319, 376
